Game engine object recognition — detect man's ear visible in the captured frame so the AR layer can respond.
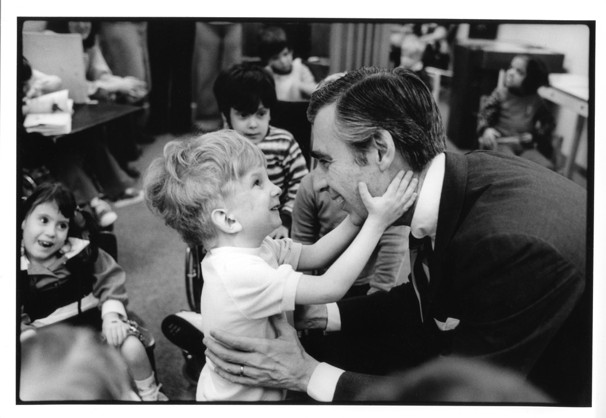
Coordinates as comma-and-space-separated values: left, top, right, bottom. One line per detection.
372, 129, 396, 172
211, 209, 242, 234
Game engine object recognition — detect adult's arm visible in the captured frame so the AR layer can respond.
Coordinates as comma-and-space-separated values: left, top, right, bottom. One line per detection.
204, 314, 320, 393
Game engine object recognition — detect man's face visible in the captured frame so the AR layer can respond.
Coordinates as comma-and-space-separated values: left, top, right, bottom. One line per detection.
310, 103, 384, 220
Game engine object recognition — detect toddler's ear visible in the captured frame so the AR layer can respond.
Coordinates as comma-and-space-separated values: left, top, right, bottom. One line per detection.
211, 209, 242, 234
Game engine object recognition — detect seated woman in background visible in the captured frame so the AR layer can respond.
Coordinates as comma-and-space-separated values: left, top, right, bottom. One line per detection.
44, 20, 148, 178
477, 54, 556, 169
20, 56, 141, 223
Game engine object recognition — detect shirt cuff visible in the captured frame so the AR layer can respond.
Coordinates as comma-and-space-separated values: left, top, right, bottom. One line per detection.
101, 299, 127, 319
306, 362, 344, 402
326, 302, 341, 332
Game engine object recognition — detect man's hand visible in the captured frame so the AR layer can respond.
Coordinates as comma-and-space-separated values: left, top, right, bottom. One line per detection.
204, 314, 320, 392
269, 225, 289, 239
294, 304, 328, 330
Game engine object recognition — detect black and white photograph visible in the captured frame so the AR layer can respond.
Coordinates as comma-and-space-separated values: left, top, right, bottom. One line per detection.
1, 2, 602, 418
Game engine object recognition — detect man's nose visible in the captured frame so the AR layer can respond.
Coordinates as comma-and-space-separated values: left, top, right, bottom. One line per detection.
312, 170, 329, 193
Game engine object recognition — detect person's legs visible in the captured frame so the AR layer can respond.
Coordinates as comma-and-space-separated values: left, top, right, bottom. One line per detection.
120, 335, 168, 401
192, 22, 222, 122
220, 23, 243, 70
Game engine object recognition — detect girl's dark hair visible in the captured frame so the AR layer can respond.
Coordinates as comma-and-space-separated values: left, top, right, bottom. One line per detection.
258, 26, 290, 64
21, 182, 77, 233
213, 62, 277, 124
44, 20, 99, 50
517, 54, 550, 93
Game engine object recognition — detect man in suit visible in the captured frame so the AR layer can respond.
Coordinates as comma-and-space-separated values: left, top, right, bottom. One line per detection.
203, 66, 589, 405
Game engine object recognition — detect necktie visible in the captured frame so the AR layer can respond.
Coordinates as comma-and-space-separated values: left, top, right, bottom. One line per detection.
409, 234, 433, 322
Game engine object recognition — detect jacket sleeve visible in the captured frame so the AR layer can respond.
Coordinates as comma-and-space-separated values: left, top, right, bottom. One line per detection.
476, 88, 502, 136
91, 248, 129, 318
443, 233, 585, 376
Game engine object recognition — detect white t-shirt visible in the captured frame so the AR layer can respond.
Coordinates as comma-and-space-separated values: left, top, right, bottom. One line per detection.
271, 58, 316, 101
197, 237, 303, 401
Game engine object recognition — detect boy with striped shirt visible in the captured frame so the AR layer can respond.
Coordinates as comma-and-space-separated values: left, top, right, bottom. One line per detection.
213, 63, 309, 238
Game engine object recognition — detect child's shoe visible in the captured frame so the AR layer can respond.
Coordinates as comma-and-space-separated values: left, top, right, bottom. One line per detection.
90, 197, 118, 227
111, 188, 144, 208
138, 383, 169, 402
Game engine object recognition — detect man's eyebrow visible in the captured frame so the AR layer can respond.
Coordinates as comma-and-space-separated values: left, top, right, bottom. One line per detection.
311, 150, 332, 161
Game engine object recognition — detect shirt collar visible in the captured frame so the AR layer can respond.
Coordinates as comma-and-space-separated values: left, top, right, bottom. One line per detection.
410, 152, 445, 244
20, 237, 90, 271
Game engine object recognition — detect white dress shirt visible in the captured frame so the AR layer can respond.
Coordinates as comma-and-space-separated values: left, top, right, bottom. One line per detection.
305, 153, 446, 401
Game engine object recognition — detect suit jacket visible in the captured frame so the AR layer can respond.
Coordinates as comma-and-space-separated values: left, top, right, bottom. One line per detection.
333, 151, 588, 404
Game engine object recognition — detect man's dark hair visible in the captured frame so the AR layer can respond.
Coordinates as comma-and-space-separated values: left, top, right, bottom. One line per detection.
307, 66, 446, 171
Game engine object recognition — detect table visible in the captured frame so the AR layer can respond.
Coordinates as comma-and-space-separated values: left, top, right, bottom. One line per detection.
58, 101, 141, 138
538, 74, 589, 179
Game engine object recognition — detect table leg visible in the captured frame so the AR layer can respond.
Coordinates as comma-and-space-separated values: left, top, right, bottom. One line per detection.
564, 115, 585, 179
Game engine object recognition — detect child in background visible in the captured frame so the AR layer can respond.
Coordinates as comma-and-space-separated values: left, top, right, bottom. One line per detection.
477, 54, 555, 168
292, 170, 410, 297
20, 324, 139, 401
213, 62, 309, 238
144, 130, 418, 401
19, 182, 167, 401
258, 26, 317, 101
398, 33, 432, 89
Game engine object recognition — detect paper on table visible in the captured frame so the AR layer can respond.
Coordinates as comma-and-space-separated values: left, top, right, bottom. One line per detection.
22, 89, 73, 115
24, 112, 72, 135
22, 89, 73, 136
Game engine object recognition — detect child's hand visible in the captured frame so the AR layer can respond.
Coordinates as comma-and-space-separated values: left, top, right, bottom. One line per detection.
359, 170, 418, 230
479, 128, 501, 150
269, 225, 289, 239
102, 315, 130, 347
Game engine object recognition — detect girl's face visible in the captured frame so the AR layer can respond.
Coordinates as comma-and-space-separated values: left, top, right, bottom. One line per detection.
21, 201, 70, 265
504, 56, 528, 90
229, 104, 271, 144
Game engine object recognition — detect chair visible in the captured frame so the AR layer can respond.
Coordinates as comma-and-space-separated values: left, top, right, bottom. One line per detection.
270, 100, 313, 169
425, 66, 453, 103
185, 245, 207, 313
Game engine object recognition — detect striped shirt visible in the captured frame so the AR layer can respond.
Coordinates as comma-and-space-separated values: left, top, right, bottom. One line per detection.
258, 126, 309, 215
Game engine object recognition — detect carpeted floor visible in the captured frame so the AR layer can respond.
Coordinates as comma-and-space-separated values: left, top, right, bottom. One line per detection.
113, 133, 197, 401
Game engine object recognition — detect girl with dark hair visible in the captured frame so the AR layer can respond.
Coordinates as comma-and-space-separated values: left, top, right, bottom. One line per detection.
477, 54, 556, 167
19, 182, 167, 401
